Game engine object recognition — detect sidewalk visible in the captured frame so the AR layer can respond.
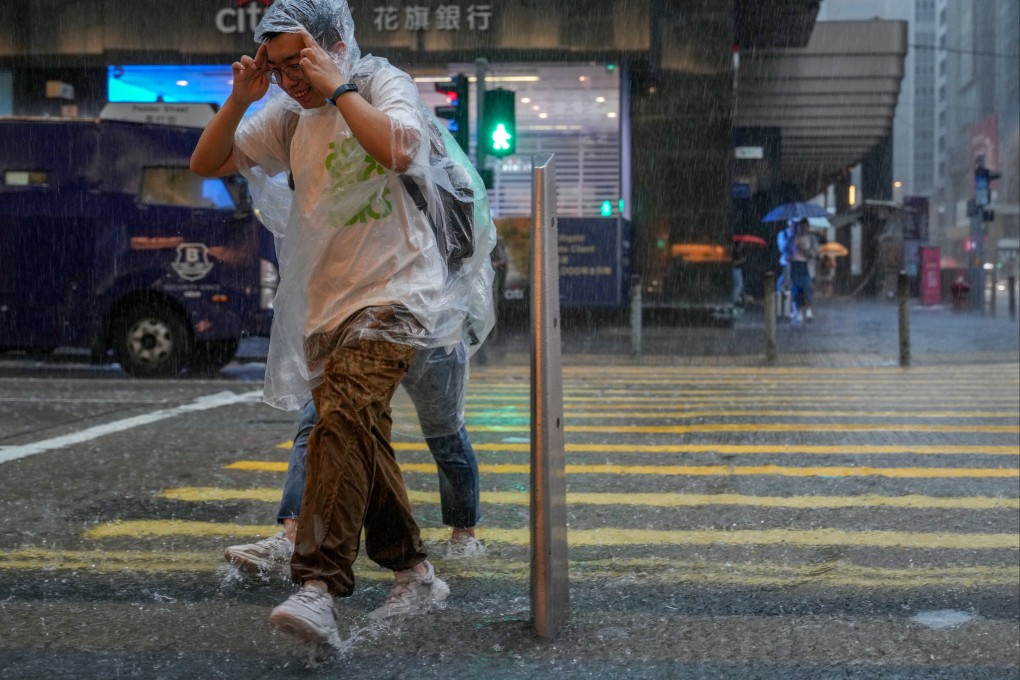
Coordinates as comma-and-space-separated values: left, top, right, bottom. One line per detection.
480, 296, 1020, 368
236, 295, 1018, 369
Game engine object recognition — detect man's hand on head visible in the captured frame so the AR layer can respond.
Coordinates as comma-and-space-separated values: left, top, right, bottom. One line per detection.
297, 28, 345, 97
231, 43, 271, 106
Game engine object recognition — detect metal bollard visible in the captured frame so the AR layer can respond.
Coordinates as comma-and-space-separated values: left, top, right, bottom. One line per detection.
898, 271, 910, 367
764, 272, 777, 364
1010, 276, 1016, 319
528, 153, 569, 639
990, 269, 997, 317
630, 275, 642, 356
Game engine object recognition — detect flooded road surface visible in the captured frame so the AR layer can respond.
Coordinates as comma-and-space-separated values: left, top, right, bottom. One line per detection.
1, 301, 1017, 679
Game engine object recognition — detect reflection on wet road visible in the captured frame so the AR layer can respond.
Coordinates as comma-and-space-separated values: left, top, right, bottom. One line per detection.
0, 361, 1017, 678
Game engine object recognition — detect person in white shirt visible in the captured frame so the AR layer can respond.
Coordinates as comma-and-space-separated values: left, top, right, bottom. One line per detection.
789, 218, 817, 323
190, 0, 495, 650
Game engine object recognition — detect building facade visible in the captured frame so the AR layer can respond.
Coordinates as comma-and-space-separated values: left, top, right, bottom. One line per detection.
1, 0, 856, 309
818, 0, 1019, 274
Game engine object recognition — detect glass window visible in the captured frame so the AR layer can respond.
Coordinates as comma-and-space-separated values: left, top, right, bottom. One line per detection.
4, 170, 49, 187
139, 167, 236, 210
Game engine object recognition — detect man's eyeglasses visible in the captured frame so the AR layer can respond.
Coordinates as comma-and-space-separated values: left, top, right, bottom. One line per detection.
266, 64, 304, 85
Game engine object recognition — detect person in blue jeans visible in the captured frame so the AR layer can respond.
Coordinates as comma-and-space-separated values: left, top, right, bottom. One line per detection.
225, 340, 485, 573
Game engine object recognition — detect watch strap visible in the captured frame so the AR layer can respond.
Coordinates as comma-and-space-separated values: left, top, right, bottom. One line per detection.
326, 83, 358, 106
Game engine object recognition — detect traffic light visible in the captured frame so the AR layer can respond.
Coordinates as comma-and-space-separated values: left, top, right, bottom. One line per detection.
435, 74, 469, 153
974, 165, 1002, 208
482, 88, 516, 158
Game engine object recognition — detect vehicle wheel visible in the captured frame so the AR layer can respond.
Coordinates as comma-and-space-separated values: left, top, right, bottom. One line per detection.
190, 338, 239, 374
113, 303, 190, 378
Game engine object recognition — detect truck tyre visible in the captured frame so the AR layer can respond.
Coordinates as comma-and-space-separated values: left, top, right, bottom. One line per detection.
190, 338, 239, 374
113, 303, 190, 378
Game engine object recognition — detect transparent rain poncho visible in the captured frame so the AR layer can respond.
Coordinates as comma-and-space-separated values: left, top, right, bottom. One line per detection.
234, 0, 496, 412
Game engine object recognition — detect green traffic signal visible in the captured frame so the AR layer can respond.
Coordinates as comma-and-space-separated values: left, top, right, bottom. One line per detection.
491, 123, 512, 152
482, 88, 515, 158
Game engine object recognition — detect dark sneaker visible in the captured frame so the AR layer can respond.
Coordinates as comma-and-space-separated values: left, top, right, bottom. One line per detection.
224, 531, 293, 572
269, 584, 340, 647
368, 560, 450, 620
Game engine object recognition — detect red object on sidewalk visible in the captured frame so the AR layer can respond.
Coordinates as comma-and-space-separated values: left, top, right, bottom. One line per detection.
919, 246, 941, 305
950, 270, 970, 309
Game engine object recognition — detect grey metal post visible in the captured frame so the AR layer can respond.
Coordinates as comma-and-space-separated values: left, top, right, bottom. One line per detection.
630, 275, 642, 355
898, 271, 910, 367
475, 58, 487, 170
990, 268, 997, 317
529, 153, 569, 639
1009, 275, 1016, 318
969, 209, 984, 311
764, 271, 777, 364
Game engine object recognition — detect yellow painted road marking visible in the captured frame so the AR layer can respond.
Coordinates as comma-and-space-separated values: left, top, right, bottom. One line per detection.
274, 441, 1020, 455
81, 521, 1020, 550
161, 487, 1020, 510
485, 362, 1017, 373
392, 443, 1020, 456
467, 409, 1020, 420
476, 423, 1020, 434
2, 548, 1015, 588
468, 382, 1020, 392
474, 390, 1019, 399
226, 460, 1019, 479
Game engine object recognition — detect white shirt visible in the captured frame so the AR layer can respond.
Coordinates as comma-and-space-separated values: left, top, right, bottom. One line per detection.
235, 62, 448, 409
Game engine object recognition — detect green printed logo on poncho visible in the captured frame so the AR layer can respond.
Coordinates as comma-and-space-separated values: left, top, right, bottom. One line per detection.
325, 137, 393, 226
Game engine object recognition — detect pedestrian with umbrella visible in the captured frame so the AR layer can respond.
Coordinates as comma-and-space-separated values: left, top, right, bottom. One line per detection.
790, 218, 818, 323
762, 202, 828, 319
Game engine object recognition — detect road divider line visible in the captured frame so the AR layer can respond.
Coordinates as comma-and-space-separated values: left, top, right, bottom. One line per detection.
473, 423, 1019, 434
471, 391, 1020, 401
273, 440, 1020, 455
81, 521, 1020, 550
465, 409, 1020, 420
0, 390, 263, 465
3, 548, 1016, 588
226, 460, 1019, 479
393, 442, 1020, 456
160, 486, 1020, 510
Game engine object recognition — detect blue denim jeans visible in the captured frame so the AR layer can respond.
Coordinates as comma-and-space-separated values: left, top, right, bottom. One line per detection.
277, 341, 481, 530
791, 260, 813, 310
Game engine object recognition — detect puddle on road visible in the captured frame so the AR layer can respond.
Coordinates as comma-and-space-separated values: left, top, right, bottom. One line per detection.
911, 609, 977, 629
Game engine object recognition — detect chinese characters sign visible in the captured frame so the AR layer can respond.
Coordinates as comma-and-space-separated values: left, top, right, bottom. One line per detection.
371, 4, 493, 32
215, 1, 493, 35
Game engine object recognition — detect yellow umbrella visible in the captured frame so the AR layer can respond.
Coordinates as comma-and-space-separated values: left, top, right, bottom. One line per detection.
818, 242, 849, 257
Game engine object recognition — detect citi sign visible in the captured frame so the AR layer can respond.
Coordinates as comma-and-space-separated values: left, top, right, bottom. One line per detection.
216, 0, 274, 34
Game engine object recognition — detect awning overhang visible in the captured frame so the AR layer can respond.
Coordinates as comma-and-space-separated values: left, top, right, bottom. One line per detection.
736, 20, 908, 199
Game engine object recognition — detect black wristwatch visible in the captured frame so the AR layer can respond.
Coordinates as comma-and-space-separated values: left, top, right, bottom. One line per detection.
325, 83, 358, 107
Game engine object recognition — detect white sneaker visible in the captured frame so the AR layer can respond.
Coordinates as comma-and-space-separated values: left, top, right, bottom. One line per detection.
224, 531, 293, 572
445, 535, 486, 559
368, 560, 450, 620
269, 583, 340, 646
790, 311, 802, 325
805, 308, 814, 321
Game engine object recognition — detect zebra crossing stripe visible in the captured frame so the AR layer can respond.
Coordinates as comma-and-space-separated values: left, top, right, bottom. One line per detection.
160, 486, 1019, 510
474, 423, 1019, 434
399, 442, 1020, 456
79, 521, 1020, 550
2, 548, 1016, 588
226, 460, 1018, 479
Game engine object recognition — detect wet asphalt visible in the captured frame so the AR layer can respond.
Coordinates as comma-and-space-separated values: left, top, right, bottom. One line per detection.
0, 294, 1017, 679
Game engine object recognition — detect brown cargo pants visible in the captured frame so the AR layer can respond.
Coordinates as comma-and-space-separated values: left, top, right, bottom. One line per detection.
291, 306, 427, 597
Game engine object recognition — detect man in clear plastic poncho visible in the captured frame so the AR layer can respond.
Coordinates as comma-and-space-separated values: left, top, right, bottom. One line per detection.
190, 0, 495, 648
